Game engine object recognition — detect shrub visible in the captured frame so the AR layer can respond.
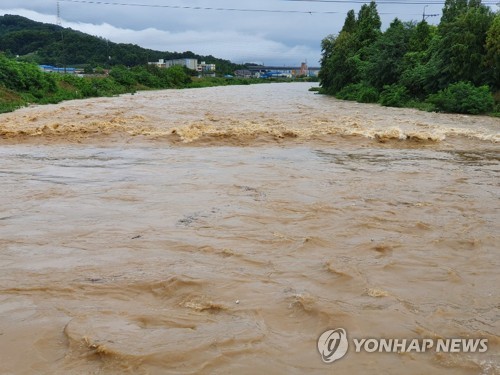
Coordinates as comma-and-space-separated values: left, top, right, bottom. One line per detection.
492, 103, 500, 117
164, 65, 192, 87
379, 84, 410, 107
336, 83, 379, 103
427, 81, 494, 114
358, 86, 379, 103
0, 86, 24, 113
109, 65, 136, 87
336, 83, 362, 101
0, 54, 57, 94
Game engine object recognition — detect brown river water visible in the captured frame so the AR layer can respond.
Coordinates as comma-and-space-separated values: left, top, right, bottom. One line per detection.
0, 83, 499, 374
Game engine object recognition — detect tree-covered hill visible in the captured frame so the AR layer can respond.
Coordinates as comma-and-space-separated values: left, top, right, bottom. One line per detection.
0, 14, 242, 74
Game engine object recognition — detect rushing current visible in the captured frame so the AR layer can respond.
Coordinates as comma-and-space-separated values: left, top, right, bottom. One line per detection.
0, 83, 498, 374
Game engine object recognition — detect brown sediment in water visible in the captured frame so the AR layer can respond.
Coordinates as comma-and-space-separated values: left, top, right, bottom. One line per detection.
0, 83, 498, 374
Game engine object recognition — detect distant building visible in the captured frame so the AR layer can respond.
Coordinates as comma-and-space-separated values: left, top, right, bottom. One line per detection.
148, 59, 162, 68
39, 65, 78, 74
148, 59, 167, 68
148, 58, 214, 75
198, 61, 216, 76
243, 63, 320, 78
167, 58, 198, 70
234, 69, 252, 78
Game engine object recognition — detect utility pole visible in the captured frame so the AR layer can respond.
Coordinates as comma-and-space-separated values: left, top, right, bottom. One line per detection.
57, 1, 66, 73
422, 5, 439, 22
56, 0, 61, 26
106, 39, 112, 67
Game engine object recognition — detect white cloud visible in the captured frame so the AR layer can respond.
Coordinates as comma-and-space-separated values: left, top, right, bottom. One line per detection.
0, 8, 56, 25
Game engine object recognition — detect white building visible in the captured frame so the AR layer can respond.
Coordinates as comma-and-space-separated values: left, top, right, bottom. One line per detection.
199, 61, 215, 72
198, 61, 216, 76
148, 59, 215, 74
166, 58, 198, 70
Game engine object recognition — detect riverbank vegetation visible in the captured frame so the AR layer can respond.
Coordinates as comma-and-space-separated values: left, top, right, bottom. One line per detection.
319, 0, 499, 115
0, 54, 182, 112
0, 54, 314, 113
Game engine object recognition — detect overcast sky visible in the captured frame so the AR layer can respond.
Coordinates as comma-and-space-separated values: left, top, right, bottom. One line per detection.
0, 0, 497, 66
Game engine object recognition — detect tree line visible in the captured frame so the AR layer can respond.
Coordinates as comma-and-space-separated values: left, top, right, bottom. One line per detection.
319, 0, 499, 114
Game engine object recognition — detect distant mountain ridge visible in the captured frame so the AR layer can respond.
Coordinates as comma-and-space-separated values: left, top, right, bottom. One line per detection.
0, 14, 241, 74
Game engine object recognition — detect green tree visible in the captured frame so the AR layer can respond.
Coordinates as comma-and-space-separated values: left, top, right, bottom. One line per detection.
438, 3, 494, 86
109, 65, 136, 87
319, 30, 360, 94
318, 34, 336, 92
164, 65, 192, 87
400, 33, 442, 98
0, 53, 56, 95
485, 13, 500, 89
408, 20, 433, 53
364, 19, 414, 89
427, 81, 494, 114
341, 10, 357, 33
356, 1, 382, 48
316, 0, 497, 114
319, 2, 384, 95
441, 0, 468, 24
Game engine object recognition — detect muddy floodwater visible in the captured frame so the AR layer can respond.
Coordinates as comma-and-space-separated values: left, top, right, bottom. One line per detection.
0, 83, 499, 374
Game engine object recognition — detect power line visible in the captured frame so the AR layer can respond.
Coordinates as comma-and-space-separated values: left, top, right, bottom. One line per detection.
59, 0, 342, 14
57, 0, 462, 14
284, 0, 497, 3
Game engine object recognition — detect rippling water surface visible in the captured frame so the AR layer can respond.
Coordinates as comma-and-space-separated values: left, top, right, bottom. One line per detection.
0, 83, 498, 374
